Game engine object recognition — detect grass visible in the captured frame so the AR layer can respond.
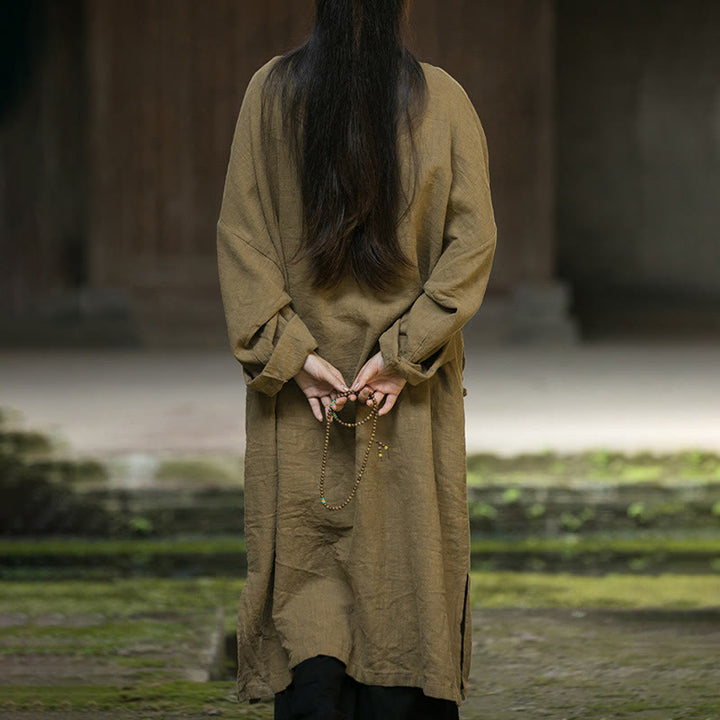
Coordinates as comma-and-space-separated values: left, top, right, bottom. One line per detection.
0, 536, 248, 557
465, 448, 720, 487
2, 533, 719, 560
2, 533, 719, 579
0, 617, 207, 657
0, 681, 272, 717
152, 457, 243, 485
470, 533, 720, 555
468, 571, 720, 609
2, 573, 720, 635
2, 574, 720, 717
0, 577, 243, 629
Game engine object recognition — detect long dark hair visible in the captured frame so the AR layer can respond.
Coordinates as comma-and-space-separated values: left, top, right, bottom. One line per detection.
261, 0, 428, 293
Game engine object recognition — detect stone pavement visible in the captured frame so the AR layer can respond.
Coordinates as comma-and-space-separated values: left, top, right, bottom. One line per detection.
1, 340, 719, 460
462, 606, 720, 719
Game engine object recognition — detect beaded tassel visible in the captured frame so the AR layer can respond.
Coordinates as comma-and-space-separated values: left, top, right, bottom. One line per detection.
376, 440, 389, 458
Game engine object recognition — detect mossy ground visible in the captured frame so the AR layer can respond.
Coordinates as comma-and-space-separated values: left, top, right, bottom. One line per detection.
4, 533, 720, 559
2, 573, 720, 633
2, 534, 719, 578
462, 606, 720, 720
2, 574, 720, 718
3, 412, 719, 717
103, 448, 720, 489
465, 448, 720, 487
0, 681, 272, 718
108, 448, 720, 489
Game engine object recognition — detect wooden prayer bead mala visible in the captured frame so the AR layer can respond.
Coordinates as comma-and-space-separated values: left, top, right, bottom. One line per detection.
320, 389, 389, 510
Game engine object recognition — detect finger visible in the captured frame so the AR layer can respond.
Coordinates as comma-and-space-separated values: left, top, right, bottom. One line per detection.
333, 371, 350, 393
378, 393, 397, 416
308, 397, 323, 422
329, 390, 351, 412
366, 388, 380, 404
368, 390, 384, 407
351, 370, 368, 393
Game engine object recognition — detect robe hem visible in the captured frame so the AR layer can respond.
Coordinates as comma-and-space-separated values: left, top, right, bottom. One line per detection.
238, 663, 464, 708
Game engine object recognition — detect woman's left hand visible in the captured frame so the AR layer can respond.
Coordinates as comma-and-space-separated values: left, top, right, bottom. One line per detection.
294, 352, 355, 422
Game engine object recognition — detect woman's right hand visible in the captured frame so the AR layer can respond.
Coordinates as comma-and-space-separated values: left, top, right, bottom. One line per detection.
350, 351, 407, 416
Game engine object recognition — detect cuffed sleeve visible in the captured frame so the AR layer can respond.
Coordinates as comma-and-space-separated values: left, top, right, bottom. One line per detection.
378, 83, 497, 386
217, 220, 319, 396
216, 62, 319, 397
378, 315, 462, 386
235, 299, 319, 398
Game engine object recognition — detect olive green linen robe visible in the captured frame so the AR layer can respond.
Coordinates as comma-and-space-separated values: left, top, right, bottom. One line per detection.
216, 55, 497, 707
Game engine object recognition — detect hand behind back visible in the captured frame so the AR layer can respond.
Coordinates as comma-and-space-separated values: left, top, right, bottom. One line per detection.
350, 351, 407, 417
294, 351, 406, 420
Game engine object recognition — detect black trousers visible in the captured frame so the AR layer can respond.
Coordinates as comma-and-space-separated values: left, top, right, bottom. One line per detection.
274, 654, 460, 720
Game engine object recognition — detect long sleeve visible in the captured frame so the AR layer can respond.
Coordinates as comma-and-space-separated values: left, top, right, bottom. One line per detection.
378, 82, 497, 386
216, 63, 319, 397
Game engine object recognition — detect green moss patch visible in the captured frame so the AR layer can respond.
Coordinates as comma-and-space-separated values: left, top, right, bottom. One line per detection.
2, 576, 719, 718
153, 457, 243, 485
0, 617, 204, 657
3, 534, 720, 577
469, 570, 720, 609
0, 682, 273, 717
0, 578, 242, 628
466, 448, 720, 487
